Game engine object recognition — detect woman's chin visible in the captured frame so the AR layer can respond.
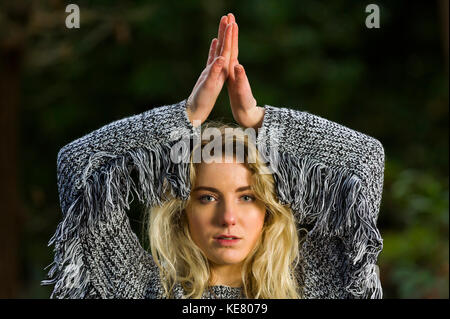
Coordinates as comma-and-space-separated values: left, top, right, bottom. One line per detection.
209, 251, 246, 265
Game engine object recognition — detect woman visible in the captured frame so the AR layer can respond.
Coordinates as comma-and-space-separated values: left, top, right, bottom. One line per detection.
43, 13, 385, 299
149, 122, 303, 298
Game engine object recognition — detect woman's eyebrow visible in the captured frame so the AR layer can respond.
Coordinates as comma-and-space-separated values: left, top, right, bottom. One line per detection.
192, 186, 252, 193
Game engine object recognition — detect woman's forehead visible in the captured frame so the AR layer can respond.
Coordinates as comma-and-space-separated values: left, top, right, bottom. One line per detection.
194, 161, 253, 186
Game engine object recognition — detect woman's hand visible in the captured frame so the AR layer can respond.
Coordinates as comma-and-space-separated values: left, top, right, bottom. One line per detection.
186, 16, 235, 127
225, 14, 265, 129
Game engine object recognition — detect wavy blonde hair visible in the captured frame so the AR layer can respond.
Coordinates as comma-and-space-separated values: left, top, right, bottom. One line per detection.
146, 121, 305, 298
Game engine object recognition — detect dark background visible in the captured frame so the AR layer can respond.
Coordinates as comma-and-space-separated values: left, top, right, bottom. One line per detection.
0, 0, 448, 298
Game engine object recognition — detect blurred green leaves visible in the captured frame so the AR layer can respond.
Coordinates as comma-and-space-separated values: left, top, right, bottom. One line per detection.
380, 162, 449, 298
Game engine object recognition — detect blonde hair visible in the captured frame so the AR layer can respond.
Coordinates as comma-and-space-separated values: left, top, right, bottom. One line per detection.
146, 121, 305, 298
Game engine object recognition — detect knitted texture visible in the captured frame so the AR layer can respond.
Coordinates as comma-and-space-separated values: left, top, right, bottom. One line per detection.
42, 99, 385, 299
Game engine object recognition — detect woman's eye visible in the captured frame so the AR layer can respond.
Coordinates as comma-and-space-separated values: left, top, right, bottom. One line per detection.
199, 195, 216, 203
241, 195, 255, 202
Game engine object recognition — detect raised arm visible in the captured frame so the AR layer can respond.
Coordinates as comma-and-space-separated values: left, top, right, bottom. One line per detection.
44, 100, 196, 298
256, 104, 385, 299
55, 101, 195, 216
257, 104, 385, 221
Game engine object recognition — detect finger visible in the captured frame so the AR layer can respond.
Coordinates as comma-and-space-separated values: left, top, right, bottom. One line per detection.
227, 13, 235, 24
227, 13, 238, 63
220, 23, 233, 63
230, 22, 239, 65
207, 38, 218, 66
215, 16, 228, 57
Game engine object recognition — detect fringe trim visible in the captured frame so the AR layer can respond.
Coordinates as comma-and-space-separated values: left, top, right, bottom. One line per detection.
42, 140, 191, 298
259, 146, 383, 299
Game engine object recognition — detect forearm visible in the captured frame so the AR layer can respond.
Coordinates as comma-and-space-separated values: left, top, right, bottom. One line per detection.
57, 99, 194, 213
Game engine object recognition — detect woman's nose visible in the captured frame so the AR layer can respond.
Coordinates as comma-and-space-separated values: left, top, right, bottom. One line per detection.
219, 199, 237, 226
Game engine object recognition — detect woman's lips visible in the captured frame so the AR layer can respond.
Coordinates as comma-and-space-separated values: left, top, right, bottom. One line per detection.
214, 238, 241, 246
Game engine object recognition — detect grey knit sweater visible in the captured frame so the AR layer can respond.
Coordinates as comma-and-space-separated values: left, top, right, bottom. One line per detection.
42, 99, 385, 299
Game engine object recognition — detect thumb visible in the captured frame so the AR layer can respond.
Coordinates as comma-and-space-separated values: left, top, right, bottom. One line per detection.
233, 63, 252, 95
234, 64, 246, 83
231, 63, 257, 108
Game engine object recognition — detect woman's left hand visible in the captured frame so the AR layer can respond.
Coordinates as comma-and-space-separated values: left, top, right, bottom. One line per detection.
225, 13, 265, 129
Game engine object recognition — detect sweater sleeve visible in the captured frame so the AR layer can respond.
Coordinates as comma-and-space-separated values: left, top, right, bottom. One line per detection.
256, 104, 385, 299
42, 99, 197, 298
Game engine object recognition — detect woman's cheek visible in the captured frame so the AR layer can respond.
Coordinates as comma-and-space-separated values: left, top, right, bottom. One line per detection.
188, 206, 213, 241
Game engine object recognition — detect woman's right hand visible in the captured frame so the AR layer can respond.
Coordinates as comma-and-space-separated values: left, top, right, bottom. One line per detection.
186, 15, 235, 127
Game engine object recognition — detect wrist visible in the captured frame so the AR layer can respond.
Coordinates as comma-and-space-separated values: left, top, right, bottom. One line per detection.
253, 106, 265, 129
239, 105, 265, 129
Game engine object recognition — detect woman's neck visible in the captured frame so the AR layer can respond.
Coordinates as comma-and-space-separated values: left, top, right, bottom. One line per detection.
209, 263, 243, 288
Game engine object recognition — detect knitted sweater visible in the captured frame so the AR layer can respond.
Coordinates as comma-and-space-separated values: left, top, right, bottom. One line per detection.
42, 99, 385, 299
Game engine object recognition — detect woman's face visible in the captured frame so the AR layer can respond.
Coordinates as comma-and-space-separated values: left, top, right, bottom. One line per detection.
185, 159, 266, 268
